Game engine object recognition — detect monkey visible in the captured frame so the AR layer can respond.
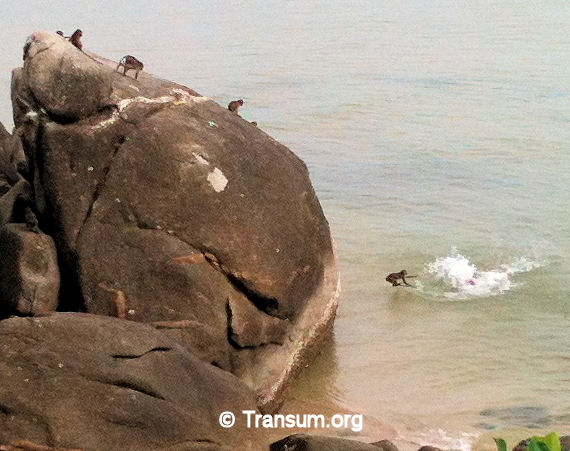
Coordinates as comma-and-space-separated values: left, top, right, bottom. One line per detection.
56, 30, 64, 37
250, 121, 258, 126
385, 270, 413, 287
69, 29, 83, 50
228, 99, 243, 114
116, 55, 144, 80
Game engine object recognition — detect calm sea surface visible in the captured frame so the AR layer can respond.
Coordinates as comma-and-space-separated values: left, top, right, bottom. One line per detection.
1, 1, 568, 448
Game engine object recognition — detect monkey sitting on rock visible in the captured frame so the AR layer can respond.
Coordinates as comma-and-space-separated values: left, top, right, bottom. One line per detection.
116, 55, 144, 80
228, 99, 243, 114
69, 29, 83, 50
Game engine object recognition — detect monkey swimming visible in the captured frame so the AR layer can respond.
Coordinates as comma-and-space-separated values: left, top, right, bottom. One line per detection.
385, 270, 417, 287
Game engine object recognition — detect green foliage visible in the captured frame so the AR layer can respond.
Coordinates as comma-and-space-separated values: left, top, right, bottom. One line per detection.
530, 433, 561, 451
494, 432, 561, 451
494, 438, 508, 451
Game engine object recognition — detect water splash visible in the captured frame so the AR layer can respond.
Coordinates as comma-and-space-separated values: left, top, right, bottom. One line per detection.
425, 248, 542, 299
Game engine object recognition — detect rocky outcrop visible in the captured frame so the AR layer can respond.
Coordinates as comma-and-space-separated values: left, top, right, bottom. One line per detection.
10, 29, 339, 415
0, 223, 59, 316
22, 32, 113, 121
0, 313, 263, 451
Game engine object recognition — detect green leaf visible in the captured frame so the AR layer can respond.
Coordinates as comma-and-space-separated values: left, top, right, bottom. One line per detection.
528, 438, 552, 451
531, 433, 561, 451
494, 438, 508, 451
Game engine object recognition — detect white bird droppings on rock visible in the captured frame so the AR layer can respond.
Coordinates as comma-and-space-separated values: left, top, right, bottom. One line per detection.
207, 167, 228, 193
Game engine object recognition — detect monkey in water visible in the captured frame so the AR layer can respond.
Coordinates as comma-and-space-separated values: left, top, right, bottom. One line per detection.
228, 99, 244, 114
385, 270, 413, 287
70, 29, 83, 50
116, 55, 144, 79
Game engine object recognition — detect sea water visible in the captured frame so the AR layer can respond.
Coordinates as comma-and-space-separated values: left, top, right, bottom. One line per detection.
0, 1, 568, 448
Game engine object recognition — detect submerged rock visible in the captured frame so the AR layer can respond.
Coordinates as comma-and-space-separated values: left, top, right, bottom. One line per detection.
10, 30, 340, 412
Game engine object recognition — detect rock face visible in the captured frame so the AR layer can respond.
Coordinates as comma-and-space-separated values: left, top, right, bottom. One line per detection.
0, 223, 59, 316
0, 313, 263, 451
11, 30, 340, 412
22, 31, 113, 120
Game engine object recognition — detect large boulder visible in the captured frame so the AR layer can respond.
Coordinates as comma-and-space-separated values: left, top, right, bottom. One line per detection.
0, 313, 264, 450
0, 223, 59, 316
11, 31, 340, 412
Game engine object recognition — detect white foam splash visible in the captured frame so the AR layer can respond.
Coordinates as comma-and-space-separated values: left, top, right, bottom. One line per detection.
426, 248, 542, 299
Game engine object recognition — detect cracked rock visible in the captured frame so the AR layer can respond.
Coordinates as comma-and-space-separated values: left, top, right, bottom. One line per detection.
228, 295, 288, 348
0, 313, 263, 451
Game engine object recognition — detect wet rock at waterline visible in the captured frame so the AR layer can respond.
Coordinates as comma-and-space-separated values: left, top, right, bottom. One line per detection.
10, 30, 339, 412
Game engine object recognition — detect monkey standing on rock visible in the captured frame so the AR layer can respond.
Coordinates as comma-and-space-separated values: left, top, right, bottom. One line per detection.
116, 55, 144, 79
